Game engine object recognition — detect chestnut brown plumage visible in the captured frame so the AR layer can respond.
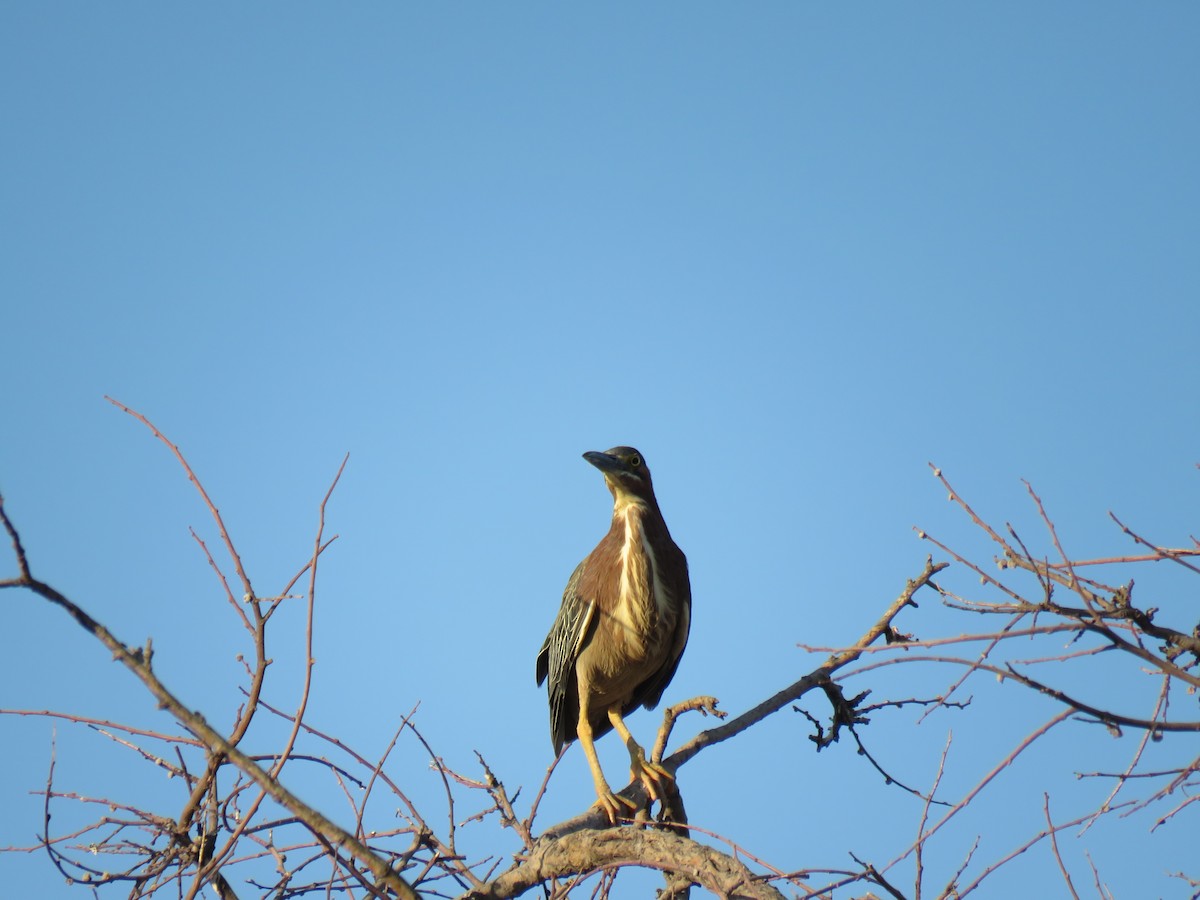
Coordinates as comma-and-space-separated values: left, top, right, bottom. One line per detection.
536, 446, 691, 823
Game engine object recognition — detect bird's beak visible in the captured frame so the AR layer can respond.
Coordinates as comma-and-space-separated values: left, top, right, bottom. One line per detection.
583, 450, 622, 474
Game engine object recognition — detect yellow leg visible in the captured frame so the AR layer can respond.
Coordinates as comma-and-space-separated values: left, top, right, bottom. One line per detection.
577, 706, 636, 824
607, 708, 675, 803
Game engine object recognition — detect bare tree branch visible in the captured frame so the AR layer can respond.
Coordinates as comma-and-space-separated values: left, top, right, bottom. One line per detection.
464, 828, 787, 900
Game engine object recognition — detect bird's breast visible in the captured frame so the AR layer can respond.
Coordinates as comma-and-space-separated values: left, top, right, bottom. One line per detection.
611, 506, 675, 658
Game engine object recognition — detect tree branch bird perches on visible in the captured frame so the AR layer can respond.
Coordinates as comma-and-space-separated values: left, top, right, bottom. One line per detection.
537, 447, 691, 823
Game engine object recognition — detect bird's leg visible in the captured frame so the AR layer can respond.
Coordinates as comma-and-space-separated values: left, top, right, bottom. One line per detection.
607, 708, 675, 803
576, 706, 636, 825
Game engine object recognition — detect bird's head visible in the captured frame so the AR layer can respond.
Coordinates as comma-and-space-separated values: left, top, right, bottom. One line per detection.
583, 446, 657, 507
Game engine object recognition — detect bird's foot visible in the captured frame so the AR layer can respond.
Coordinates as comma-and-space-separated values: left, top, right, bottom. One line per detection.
593, 788, 638, 825
628, 745, 675, 803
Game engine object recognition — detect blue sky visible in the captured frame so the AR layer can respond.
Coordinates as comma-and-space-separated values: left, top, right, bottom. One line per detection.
2, 4, 1198, 897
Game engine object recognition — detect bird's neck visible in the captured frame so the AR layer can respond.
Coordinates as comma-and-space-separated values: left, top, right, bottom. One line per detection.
610, 491, 661, 523
611, 498, 671, 638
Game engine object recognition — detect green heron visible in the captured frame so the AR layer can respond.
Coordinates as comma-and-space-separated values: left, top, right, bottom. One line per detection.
536, 446, 691, 823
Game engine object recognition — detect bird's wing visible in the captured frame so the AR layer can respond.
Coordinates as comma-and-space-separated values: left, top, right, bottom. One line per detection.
536, 561, 591, 685
536, 561, 598, 752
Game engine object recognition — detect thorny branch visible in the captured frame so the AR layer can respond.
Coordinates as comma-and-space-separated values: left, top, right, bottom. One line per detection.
1, 405, 419, 900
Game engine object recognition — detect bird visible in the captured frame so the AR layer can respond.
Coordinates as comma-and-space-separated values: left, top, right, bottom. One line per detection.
536, 446, 691, 823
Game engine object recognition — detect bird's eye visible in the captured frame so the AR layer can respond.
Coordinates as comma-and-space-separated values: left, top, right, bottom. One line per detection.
629, 454, 642, 468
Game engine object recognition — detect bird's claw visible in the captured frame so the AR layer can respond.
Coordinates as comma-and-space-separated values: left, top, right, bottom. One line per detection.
594, 789, 638, 825
629, 747, 675, 803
